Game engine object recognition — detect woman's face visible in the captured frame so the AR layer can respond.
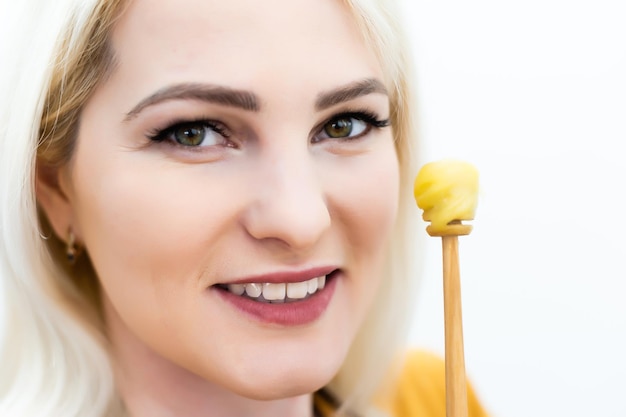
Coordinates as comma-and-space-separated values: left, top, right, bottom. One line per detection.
50, 0, 398, 399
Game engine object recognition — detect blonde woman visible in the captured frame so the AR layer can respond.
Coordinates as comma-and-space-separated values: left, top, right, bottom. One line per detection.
0, 0, 489, 416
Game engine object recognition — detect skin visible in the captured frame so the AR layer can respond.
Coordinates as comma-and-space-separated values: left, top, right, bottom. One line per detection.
37, 0, 400, 416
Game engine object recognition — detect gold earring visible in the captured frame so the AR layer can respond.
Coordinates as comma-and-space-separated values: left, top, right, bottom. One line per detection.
66, 229, 78, 265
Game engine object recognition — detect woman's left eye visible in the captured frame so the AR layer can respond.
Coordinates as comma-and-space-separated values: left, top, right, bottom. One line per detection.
172, 123, 211, 146
313, 112, 389, 142
323, 117, 367, 138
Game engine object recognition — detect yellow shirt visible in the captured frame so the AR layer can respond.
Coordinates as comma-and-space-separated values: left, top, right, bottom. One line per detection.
315, 350, 490, 417
381, 350, 489, 417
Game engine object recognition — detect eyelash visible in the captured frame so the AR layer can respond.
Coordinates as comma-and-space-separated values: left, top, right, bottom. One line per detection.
333, 110, 390, 129
146, 117, 229, 144
313, 110, 390, 142
144, 109, 390, 148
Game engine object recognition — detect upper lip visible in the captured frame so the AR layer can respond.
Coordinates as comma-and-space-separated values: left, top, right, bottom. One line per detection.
219, 265, 338, 285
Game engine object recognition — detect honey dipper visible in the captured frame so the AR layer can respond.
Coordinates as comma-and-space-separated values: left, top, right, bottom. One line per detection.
413, 160, 479, 417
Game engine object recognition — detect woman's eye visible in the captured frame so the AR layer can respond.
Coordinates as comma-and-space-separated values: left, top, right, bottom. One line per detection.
174, 123, 208, 146
149, 120, 229, 147
322, 117, 368, 139
313, 112, 389, 143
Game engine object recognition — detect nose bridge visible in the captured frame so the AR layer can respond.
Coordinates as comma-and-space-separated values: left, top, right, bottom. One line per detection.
243, 142, 331, 249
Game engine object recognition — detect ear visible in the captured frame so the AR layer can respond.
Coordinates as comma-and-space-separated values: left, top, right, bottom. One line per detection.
35, 161, 76, 243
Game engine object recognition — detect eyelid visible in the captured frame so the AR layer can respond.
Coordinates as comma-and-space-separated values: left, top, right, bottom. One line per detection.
311, 109, 390, 142
146, 118, 229, 142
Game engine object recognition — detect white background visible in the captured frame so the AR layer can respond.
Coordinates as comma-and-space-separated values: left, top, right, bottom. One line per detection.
401, 1, 626, 416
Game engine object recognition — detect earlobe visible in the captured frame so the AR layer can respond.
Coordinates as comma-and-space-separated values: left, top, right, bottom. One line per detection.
35, 161, 76, 243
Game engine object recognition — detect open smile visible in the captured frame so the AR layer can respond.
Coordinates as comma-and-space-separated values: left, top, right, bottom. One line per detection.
212, 269, 340, 325
216, 275, 327, 303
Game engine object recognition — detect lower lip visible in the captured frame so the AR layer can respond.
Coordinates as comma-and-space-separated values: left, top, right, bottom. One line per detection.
213, 273, 338, 326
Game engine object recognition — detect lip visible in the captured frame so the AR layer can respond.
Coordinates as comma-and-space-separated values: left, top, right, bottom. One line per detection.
219, 265, 338, 285
212, 270, 340, 326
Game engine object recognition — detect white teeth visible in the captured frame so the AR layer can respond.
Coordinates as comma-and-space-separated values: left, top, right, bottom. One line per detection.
286, 281, 309, 299
263, 283, 286, 301
224, 274, 329, 301
318, 275, 326, 290
245, 283, 262, 298
307, 276, 319, 294
228, 284, 245, 295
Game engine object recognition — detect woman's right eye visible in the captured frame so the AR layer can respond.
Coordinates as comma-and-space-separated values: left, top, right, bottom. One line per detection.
149, 120, 231, 148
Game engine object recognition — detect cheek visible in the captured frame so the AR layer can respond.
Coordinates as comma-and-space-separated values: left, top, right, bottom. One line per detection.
331, 144, 400, 256
69, 151, 239, 331
326, 141, 400, 312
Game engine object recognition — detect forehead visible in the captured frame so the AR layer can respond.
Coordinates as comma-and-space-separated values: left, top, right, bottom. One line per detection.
107, 0, 384, 101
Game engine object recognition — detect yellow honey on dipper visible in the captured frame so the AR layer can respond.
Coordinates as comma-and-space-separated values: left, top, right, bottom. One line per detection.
413, 159, 479, 236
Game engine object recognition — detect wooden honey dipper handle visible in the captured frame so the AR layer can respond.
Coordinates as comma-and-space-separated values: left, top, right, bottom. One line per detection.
413, 160, 479, 417
442, 234, 468, 417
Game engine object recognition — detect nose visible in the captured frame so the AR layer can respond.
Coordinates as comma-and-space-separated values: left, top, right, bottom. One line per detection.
242, 147, 331, 251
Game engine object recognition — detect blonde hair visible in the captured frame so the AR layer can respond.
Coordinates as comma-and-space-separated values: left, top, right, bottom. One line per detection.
0, 1, 126, 416
0, 0, 420, 416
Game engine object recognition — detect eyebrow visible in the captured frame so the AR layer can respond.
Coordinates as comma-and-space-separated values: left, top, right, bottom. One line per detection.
124, 83, 259, 121
315, 78, 388, 111
124, 78, 387, 121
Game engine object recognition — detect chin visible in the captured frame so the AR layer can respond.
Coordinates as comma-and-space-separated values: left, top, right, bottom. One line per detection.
223, 350, 346, 400
235, 375, 331, 401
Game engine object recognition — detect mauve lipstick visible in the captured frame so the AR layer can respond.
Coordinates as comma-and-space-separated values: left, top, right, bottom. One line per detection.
223, 266, 337, 285
212, 268, 339, 326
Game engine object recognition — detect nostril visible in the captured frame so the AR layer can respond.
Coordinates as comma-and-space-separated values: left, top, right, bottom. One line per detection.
241, 189, 331, 250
